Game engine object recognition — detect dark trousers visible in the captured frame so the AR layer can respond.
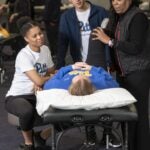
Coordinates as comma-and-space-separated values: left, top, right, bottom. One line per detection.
5, 95, 39, 131
117, 70, 150, 150
86, 34, 107, 70
45, 23, 59, 56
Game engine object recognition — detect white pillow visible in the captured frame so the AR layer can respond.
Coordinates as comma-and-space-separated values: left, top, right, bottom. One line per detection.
36, 88, 137, 116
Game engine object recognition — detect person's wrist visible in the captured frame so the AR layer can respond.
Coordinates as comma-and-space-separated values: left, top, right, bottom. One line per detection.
108, 39, 114, 47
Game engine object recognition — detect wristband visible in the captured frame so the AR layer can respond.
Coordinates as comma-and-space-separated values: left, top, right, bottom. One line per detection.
108, 39, 114, 47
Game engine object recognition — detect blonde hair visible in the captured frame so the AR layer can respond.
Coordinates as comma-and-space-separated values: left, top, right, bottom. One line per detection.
68, 78, 95, 96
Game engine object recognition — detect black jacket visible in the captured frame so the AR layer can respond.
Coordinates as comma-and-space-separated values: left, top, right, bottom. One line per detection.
43, 0, 61, 24
113, 6, 150, 75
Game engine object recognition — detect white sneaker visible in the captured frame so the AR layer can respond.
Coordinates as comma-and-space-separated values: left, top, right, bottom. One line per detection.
109, 141, 122, 148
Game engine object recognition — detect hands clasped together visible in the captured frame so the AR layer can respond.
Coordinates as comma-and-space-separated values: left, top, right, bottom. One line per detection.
72, 62, 92, 70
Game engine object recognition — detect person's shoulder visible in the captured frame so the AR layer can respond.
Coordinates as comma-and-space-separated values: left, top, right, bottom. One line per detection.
90, 3, 108, 17
61, 7, 75, 17
134, 11, 148, 20
40, 45, 51, 53
41, 45, 48, 49
132, 10, 148, 25
15, 45, 31, 61
17, 45, 28, 56
90, 3, 107, 12
129, 6, 147, 19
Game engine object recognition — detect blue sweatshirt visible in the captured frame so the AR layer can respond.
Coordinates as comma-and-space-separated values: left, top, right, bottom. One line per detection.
44, 65, 119, 90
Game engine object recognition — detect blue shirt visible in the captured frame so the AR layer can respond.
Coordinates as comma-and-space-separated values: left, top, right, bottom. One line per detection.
44, 65, 119, 90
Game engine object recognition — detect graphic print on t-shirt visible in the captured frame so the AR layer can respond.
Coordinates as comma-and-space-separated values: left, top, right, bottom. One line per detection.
78, 21, 91, 35
34, 63, 48, 74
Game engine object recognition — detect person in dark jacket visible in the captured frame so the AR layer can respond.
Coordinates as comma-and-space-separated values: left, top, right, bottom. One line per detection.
43, 0, 61, 56
8, 0, 34, 33
0, 4, 6, 15
56, 0, 109, 69
92, 0, 150, 150
5, 0, 16, 16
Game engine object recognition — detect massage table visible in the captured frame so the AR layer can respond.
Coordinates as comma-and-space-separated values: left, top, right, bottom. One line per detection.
36, 88, 138, 150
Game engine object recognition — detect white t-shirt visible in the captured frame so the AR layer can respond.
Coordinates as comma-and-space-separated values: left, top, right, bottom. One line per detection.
6, 45, 54, 96
76, 6, 91, 62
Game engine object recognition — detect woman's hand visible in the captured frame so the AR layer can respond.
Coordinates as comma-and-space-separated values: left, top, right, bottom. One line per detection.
92, 27, 110, 44
34, 84, 43, 94
72, 62, 91, 70
81, 64, 92, 70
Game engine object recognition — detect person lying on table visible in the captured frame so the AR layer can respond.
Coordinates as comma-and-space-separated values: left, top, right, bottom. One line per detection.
43, 62, 119, 145
44, 62, 119, 95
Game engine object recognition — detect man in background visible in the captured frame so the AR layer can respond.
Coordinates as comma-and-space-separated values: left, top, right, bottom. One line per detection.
56, 0, 109, 69
0, 3, 7, 15
43, 0, 61, 57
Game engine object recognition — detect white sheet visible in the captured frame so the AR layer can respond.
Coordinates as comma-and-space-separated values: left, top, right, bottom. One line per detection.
36, 88, 137, 116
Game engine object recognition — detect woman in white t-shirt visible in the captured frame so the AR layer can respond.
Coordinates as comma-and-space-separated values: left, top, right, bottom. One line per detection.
5, 17, 55, 150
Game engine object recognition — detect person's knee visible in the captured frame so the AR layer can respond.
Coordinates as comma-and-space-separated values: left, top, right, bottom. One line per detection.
20, 107, 35, 120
